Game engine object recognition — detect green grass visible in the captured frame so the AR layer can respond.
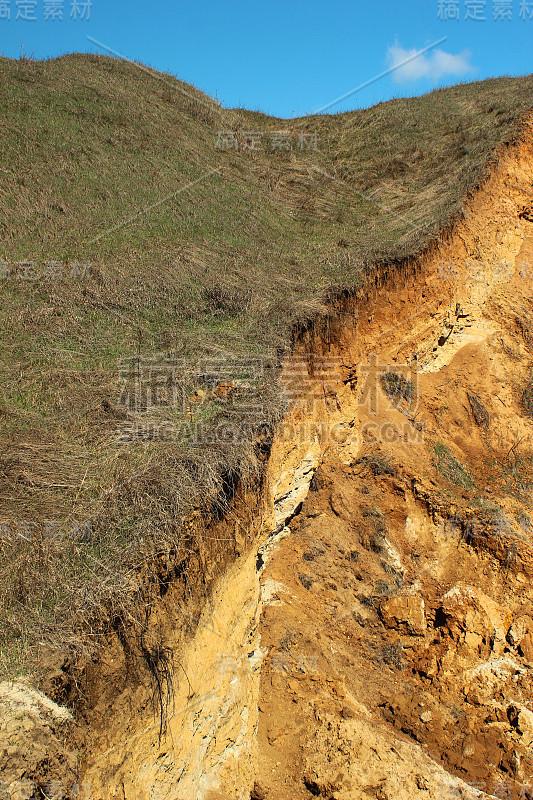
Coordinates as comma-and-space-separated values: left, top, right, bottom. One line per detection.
433, 442, 475, 490
0, 52, 531, 676
380, 371, 414, 409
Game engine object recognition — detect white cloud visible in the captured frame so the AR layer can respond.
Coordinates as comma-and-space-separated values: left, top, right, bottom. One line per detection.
386, 44, 475, 84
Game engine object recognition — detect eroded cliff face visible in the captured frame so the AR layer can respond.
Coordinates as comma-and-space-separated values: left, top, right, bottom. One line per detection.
78, 547, 261, 800
253, 117, 533, 800
2, 116, 533, 800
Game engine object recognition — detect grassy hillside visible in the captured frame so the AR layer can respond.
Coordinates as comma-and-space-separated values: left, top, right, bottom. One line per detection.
1, 52, 532, 675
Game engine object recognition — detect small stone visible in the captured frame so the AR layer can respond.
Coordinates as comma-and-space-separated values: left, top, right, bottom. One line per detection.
341, 705, 356, 719
420, 710, 432, 723
466, 687, 483, 706
462, 735, 475, 758
298, 574, 313, 590
416, 775, 430, 790
251, 782, 267, 800
416, 652, 438, 679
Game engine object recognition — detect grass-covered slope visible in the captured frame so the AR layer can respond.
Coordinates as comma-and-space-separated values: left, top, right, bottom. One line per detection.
0, 53, 532, 674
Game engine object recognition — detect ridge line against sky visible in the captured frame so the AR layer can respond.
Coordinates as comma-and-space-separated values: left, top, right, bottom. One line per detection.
0, 0, 531, 117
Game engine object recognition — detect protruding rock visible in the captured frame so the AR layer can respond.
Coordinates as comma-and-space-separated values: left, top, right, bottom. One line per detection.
507, 615, 532, 646
439, 583, 511, 654
379, 595, 426, 636
519, 632, 533, 663
508, 703, 533, 746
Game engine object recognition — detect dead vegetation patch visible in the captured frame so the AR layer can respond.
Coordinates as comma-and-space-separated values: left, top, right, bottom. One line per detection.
467, 392, 490, 429
522, 370, 533, 416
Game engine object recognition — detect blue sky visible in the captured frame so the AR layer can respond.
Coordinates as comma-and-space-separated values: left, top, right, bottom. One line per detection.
0, 0, 531, 117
